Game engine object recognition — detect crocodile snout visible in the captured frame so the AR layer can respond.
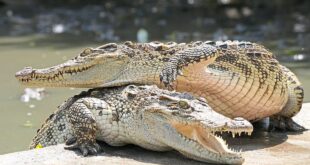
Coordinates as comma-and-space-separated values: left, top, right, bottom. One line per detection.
15, 67, 35, 78
225, 117, 253, 137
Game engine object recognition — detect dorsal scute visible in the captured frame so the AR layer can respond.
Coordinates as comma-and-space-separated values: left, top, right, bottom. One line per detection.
213, 40, 275, 59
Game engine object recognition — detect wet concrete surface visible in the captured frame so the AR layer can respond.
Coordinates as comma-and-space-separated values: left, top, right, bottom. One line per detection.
0, 103, 309, 165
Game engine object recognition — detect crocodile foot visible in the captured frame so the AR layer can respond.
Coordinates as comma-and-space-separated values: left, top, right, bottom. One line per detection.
65, 136, 101, 156
269, 116, 307, 132
160, 64, 179, 89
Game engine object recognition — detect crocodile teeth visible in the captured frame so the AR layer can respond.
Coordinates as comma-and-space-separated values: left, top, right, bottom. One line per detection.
59, 71, 64, 78
18, 63, 95, 83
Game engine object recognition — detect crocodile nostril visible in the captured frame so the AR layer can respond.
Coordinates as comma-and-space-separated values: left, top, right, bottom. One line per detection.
15, 67, 34, 78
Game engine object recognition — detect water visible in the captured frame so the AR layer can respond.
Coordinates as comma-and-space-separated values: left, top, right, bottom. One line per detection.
0, 35, 89, 154
0, 34, 309, 154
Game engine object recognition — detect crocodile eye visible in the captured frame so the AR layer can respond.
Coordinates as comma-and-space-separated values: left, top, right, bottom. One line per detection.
98, 43, 117, 52
80, 48, 93, 57
178, 100, 190, 109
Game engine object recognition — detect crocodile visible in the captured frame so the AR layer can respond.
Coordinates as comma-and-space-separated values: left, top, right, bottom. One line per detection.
15, 40, 305, 131
30, 85, 253, 164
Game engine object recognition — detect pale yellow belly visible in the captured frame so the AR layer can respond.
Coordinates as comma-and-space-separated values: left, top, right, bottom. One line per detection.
171, 60, 288, 121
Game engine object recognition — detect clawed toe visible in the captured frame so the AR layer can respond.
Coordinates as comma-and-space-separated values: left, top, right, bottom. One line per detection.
286, 119, 306, 132
65, 139, 102, 156
65, 137, 77, 145
269, 116, 307, 132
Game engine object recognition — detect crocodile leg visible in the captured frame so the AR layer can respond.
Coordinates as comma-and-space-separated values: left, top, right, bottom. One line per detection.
160, 43, 219, 88
269, 116, 305, 132
270, 65, 305, 132
64, 98, 101, 156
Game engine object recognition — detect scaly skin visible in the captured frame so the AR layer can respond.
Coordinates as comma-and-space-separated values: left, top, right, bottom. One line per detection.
15, 41, 305, 131
30, 85, 253, 164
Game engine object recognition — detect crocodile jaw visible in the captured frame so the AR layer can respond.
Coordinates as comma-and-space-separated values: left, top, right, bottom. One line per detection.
15, 58, 127, 88
146, 116, 246, 164
144, 107, 252, 164
171, 122, 244, 164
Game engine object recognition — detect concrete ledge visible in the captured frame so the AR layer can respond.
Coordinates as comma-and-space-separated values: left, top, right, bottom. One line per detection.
1, 103, 310, 165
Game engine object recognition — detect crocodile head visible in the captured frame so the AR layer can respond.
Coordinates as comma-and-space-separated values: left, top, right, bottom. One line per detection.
15, 43, 133, 87
137, 86, 253, 164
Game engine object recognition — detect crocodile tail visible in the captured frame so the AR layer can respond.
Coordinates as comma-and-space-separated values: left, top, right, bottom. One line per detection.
279, 65, 304, 117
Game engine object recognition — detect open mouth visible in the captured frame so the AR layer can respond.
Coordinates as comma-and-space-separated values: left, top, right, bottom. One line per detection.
170, 121, 252, 164
172, 122, 246, 153
146, 101, 252, 164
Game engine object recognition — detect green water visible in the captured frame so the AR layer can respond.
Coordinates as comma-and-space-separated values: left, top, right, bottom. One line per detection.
0, 35, 309, 154
0, 35, 89, 154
